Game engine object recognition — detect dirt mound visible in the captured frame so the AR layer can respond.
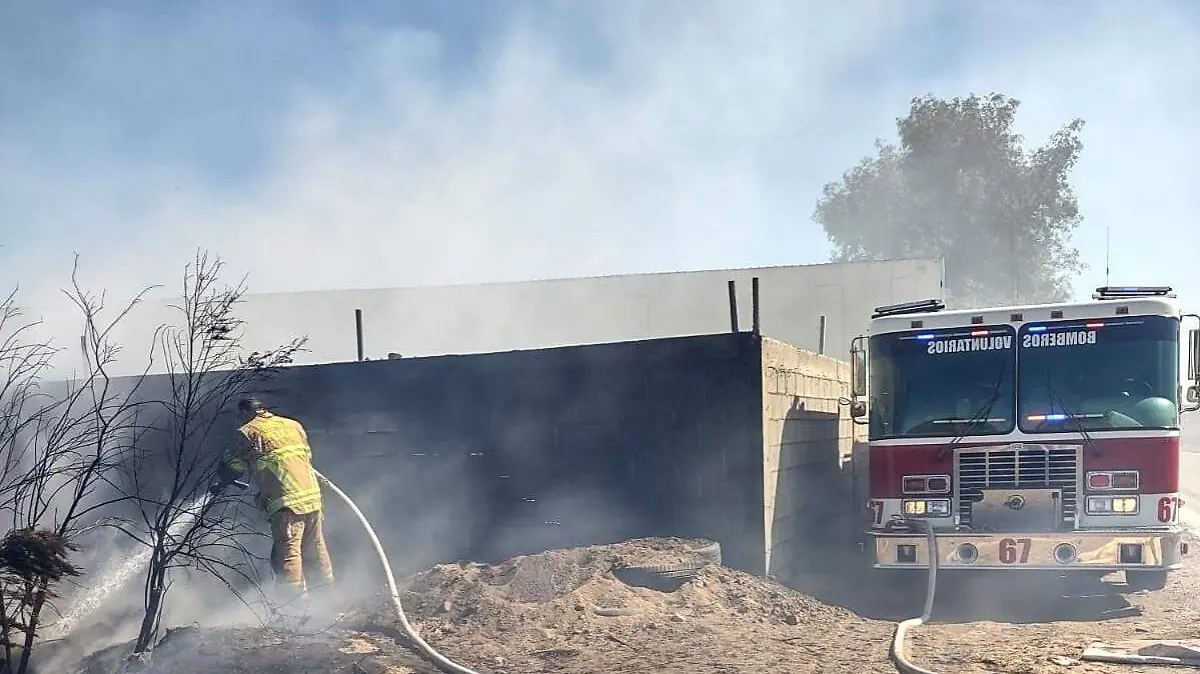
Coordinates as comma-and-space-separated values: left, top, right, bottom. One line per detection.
403, 536, 845, 625
343, 536, 876, 673
63, 537, 891, 674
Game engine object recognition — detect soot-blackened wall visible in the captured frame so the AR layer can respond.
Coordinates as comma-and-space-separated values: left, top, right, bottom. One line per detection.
260, 332, 766, 575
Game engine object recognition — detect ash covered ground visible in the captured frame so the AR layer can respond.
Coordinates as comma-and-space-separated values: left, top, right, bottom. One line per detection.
50, 535, 1200, 674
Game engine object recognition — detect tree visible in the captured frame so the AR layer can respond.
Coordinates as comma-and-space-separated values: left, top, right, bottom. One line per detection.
815, 92, 1086, 307
116, 251, 306, 655
0, 264, 157, 674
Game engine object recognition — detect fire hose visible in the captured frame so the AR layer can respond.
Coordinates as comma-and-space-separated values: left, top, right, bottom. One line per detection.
314, 471, 481, 674
889, 519, 940, 674
320, 466, 940, 674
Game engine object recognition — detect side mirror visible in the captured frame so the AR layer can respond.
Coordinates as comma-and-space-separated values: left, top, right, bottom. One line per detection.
850, 336, 868, 399
1182, 320, 1200, 413
1190, 329, 1200, 381
851, 400, 867, 419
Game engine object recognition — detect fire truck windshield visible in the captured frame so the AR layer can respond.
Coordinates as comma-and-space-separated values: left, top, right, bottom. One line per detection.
868, 325, 1016, 439
1017, 315, 1180, 432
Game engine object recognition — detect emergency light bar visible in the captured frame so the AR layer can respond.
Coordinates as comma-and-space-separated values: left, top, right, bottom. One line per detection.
872, 298, 945, 319
1092, 286, 1175, 300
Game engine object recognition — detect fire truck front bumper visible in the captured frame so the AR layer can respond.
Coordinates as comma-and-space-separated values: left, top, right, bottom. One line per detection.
870, 528, 1187, 571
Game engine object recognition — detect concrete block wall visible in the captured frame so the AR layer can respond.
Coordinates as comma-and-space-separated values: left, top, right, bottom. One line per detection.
760, 338, 864, 584
247, 332, 767, 575
100, 331, 869, 589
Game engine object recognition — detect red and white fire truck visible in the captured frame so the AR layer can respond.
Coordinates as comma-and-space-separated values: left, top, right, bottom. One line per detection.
848, 286, 1200, 592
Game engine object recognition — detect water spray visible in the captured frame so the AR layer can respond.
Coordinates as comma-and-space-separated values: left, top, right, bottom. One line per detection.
52, 488, 234, 638
55, 472, 477, 674
313, 470, 480, 674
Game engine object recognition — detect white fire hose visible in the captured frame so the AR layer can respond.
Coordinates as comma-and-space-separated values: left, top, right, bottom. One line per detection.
315, 471, 481, 674
889, 520, 940, 674
319, 466, 940, 674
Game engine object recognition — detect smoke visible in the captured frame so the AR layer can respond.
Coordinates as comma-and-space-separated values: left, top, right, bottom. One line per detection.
3, 0, 1196, 365
4, 1, 1200, 667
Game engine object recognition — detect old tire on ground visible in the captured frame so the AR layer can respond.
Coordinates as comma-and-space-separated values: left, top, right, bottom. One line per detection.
1125, 570, 1168, 593
610, 563, 703, 592
609, 541, 720, 592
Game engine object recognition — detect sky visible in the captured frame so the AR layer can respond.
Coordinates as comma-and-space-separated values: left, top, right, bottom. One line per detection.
1, 0, 1199, 353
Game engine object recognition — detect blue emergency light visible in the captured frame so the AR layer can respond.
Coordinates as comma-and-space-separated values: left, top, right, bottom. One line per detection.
1093, 286, 1173, 300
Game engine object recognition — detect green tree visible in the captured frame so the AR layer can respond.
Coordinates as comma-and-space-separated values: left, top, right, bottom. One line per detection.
815, 93, 1085, 307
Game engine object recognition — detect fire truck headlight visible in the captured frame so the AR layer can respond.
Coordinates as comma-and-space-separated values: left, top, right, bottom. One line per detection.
1086, 496, 1140, 515
1111, 497, 1139, 514
903, 499, 951, 517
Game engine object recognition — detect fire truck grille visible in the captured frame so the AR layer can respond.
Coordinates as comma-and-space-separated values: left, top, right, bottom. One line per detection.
955, 444, 1081, 528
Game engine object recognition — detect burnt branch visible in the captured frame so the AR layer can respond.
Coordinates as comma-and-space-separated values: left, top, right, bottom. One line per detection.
0, 258, 159, 674
115, 250, 307, 653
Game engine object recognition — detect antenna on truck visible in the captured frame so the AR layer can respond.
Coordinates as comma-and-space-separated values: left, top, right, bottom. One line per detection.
1105, 224, 1111, 287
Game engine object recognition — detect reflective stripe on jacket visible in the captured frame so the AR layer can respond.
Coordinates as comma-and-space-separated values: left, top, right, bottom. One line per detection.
225, 412, 322, 518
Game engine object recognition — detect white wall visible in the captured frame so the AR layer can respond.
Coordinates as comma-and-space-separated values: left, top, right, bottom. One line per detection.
100, 258, 943, 376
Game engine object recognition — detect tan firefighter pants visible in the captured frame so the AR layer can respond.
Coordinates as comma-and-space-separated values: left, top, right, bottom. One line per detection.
270, 508, 335, 593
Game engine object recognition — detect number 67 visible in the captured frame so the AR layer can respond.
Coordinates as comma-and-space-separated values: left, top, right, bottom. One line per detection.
999, 538, 1031, 564
1158, 496, 1179, 523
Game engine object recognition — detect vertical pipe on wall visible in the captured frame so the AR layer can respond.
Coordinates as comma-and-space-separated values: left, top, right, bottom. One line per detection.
355, 309, 364, 361
727, 280, 739, 333
751, 277, 760, 336
818, 315, 827, 355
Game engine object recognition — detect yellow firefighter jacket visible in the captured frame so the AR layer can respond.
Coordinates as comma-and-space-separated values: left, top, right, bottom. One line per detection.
224, 411, 322, 518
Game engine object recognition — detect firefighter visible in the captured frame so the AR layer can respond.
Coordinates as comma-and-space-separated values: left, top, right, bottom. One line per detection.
210, 397, 335, 603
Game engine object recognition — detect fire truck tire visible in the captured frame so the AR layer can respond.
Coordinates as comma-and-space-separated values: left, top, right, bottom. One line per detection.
1124, 570, 1168, 593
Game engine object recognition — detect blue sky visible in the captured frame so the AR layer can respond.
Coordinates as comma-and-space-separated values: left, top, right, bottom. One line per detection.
1, 0, 1198, 345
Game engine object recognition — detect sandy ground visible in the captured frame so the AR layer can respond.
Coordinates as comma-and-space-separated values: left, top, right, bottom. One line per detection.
52, 419, 1200, 674
346, 539, 893, 674
55, 532, 1200, 674
907, 534, 1200, 673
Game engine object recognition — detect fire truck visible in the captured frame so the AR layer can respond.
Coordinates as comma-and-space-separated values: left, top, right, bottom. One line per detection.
848, 286, 1200, 592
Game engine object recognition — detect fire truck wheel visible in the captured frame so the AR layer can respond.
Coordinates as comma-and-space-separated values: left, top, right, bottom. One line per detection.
1124, 570, 1168, 593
